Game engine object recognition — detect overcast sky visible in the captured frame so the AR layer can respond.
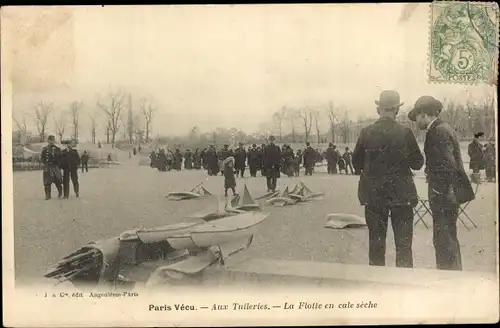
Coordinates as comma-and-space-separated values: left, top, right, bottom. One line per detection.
5, 4, 496, 140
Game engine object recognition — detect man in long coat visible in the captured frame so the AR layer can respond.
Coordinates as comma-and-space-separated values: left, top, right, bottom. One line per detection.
468, 132, 485, 177
353, 90, 424, 268
409, 95, 475, 271
247, 144, 260, 177
234, 143, 247, 177
206, 145, 219, 176
262, 136, 281, 192
325, 143, 339, 174
303, 142, 316, 176
60, 139, 81, 198
40, 135, 63, 200
484, 137, 496, 182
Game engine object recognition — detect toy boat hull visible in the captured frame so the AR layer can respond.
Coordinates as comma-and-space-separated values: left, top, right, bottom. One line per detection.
166, 192, 200, 200
264, 197, 296, 206
166, 212, 268, 250
136, 222, 201, 243
255, 190, 280, 200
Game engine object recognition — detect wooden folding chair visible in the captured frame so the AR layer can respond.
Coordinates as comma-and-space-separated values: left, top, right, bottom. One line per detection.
413, 198, 432, 228
414, 182, 480, 231
457, 182, 480, 231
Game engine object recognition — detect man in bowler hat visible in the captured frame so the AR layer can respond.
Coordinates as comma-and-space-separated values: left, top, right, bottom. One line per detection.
408, 96, 475, 271
61, 139, 81, 198
262, 136, 281, 192
352, 90, 424, 268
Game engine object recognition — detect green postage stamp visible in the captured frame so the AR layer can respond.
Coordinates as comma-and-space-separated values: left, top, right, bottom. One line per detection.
429, 1, 499, 84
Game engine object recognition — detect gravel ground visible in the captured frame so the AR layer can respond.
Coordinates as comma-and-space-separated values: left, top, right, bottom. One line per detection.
13, 160, 497, 285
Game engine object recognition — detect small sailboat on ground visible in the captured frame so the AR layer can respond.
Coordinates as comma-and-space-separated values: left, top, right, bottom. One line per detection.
166, 183, 213, 201
290, 181, 324, 202
264, 186, 296, 206
255, 188, 280, 200
225, 185, 261, 213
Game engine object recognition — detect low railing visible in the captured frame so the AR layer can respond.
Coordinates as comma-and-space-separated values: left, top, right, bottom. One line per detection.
12, 158, 107, 172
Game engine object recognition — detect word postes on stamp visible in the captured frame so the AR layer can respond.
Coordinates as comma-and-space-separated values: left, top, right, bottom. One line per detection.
429, 1, 499, 85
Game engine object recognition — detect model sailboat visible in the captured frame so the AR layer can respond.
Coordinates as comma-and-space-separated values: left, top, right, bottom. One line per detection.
264, 186, 296, 206
166, 183, 213, 201
225, 185, 261, 213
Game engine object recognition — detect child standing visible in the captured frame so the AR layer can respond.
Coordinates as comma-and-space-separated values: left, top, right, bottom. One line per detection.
223, 156, 237, 197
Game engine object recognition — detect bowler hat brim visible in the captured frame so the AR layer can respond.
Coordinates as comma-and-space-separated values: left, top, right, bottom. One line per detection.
374, 100, 404, 109
408, 107, 419, 122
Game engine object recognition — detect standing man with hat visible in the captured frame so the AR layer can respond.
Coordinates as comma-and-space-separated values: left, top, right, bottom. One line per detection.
60, 139, 81, 198
352, 90, 424, 268
40, 135, 63, 200
262, 136, 281, 192
408, 95, 475, 271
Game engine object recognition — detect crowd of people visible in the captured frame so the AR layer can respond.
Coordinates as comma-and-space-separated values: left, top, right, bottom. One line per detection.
148, 143, 358, 177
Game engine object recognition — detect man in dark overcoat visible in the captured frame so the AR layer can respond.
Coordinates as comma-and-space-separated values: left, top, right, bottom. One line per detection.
468, 132, 485, 179
262, 136, 281, 192
325, 143, 339, 174
234, 143, 247, 177
40, 135, 63, 200
409, 95, 475, 271
303, 142, 316, 176
352, 90, 424, 268
60, 139, 81, 198
247, 144, 260, 177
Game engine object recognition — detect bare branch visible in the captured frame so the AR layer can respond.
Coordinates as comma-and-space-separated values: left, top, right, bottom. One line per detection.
98, 90, 126, 145
140, 97, 156, 143
32, 101, 53, 142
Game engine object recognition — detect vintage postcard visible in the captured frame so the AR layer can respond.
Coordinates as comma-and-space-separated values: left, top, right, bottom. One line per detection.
2, 3, 499, 326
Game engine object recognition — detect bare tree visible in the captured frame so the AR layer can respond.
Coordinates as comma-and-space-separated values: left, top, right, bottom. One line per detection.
13, 114, 28, 144
89, 110, 99, 144
53, 110, 67, 142
284, 108, 299, 143
339, 110, 351, 143
326, 101, 340, 143
33, 101, 53, 142
298, 107, 314, 142
140, 97, 156, 143
312, 110, 322, 143
272, 107, 287, 141
69, 101, 83, 141
97, 90, 126, 146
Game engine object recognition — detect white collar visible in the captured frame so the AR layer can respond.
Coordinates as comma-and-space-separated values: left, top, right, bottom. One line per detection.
426, 117, 438, 130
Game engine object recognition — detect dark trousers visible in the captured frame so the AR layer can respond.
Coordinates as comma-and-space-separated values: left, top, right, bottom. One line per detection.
249, 166, 258, 177
346, 162, 354, 174
305, 165, 313, 176
365, 205, 414, 268
485, 163, 495, 181
327, 162, 337, 174
63, 169, 79, 197
43, 170, 62, 199
266, 177, 277, 191
81, 162, 88, 172
236, 167, 245, 177
429, 201, 462, 271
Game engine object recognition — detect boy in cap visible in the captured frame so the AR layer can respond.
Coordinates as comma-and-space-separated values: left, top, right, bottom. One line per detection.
408, 95, 475, 271
353, 90, 424, 268
222, 156, 237, 197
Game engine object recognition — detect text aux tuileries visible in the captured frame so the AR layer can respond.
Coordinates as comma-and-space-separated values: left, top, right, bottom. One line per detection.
149, 303, 270, 311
